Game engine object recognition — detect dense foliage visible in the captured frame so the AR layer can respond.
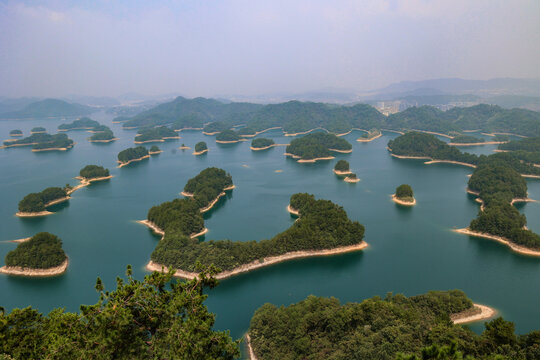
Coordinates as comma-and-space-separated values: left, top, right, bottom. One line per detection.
216, 130, 241, 142
183, 168, 233, 209
396, 184, 414, 199
147, 198, 205, 237
0, 98, 93, 119
251, 138, 275, 148
151, 193, 365, 272
360, 128, 381, 139
9, 130, 22, 136
4, 232, 66, 269
31, 127, 46, 133
117, 146, 149, 163
18, 187, 68, 212
150, 145, 160, 153
171, 113, 205, 130
58, 117, 100, 130
334, 159, 350, 171
203, 121, 230, 134
286, 132, 352, 160
135, 126, 177, 142
194, 141, 208, 152
3, 133, 74, 150
0, 267, 240, 359
451, 134, 485, 144
79, 165, 110, 179
499, 137, 540, 152
89, 129, 116, 141
249, 291, 540, 360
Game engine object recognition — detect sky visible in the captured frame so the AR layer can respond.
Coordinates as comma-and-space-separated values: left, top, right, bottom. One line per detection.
0, 0, 539, 98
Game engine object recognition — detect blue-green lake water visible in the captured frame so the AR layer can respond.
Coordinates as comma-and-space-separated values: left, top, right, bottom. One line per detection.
1, 113, 540, 356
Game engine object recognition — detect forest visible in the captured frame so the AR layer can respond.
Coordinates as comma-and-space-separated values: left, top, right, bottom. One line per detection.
216, 130, 241, 142
79, 165, 110, 180
183, 167, 234, 209
203, 121, 230, 134
117, 146, 149, 163
334, 159, 350, 172
58, 117, 100, 130
395, 184, 414, 199
171, 113, 205, 130
4, 232, 66, 269
286, 132, 352, 160
194, 141, 208, 152
31, 126, 46, 133
498, 137, 540, 152
3, 133, 74, 150
147, 197, 205, 237
9, 129, 22, 136
135, 126, 178, 143
150, 193, 365, 272
89, 128, 116, 141
18, 187, 68, 212
251, 137, 275, 148
359, 128, 381, 139
150, 145, 161, 153
451, 134, 485, 143
249, 290, 540, 360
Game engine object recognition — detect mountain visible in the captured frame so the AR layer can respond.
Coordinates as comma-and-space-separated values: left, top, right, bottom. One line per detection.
0, 97, 42, 115
0, 99, 94, 119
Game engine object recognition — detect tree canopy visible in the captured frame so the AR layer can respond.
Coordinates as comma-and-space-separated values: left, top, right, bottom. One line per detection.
286, 132, 352, 160
251, 138, 275, 148
18, 187, 68, 212
195, 141, 208, 152
396, 184, 414, 199
4, 232, 66, 269
334, 160, 350, 171
117, 146, 149, 163
58, 117, 100, 130
216, 130, 241, 142
135, 126, 177, 142
183, 168, 233, 209
79, 165, 109, 180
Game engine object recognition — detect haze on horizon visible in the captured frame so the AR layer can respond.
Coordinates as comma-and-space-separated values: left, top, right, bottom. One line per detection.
0, 0, 539, 99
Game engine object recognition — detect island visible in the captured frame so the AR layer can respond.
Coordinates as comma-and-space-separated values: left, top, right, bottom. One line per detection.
215, 130, 244, 143
30, 126, 47, 134
178, 143, 191, 150
392, 184, 416, 205
285, 133, 352, 162
247, 290, 501, 360
9, 129, 23, 137
117, 146, 150, 167
357, 128, 382, 142
147, 193, 367, 279
134, 126, 180, 144
182, 167, 234, 212
2, 133, 74, 152
250, 138, 283, 151
203, 121, 230, 135
17, 187, 70, 217
344, 173, 360, 183
58, 117, 101, 131
149, 145, 162, 155
193, 141, 208, 155
448, 134, 487, 146
333, 160, 352, 175
88, 128, 118, 143
0, 232, 68, 276
77, 165, 111, 183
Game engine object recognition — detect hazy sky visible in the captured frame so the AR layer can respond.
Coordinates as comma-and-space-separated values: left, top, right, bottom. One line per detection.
1, 0, 539, 98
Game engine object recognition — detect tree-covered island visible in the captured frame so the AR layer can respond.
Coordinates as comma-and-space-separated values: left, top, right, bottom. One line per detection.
193, 141, 208, 155
393, 184, 416, 206
58, 117, 100, 131
250, 137, 276, 150
357, 128, 382, 142
203, 121, 230, 135
30, 126, 47, 134
78, 165, 111, 181
344, 173, 360, 183
182, 167, 234, 211
285, 132, 352, 162
333, 159, 351, 175
0, 232, 68, 276
88, 127, 117, 142
2, 133, 74, 152
215, 130, 243, 143
117, 146, 150, 167
149, 145, 162, 155
17, 187, 69, 216
134, 126, 180, 144
9, 129, 23, 136
148, 193, 366, 279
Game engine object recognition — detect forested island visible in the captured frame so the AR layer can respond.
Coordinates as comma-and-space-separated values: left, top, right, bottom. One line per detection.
245, 290, 540, 360
0, 232, 68, 276
2, 133, 74, 151
145, 197, 206, 238
182, 167, 234, 211
250, 138, 276, 150
134, 126, 180, 144
193, 141, 208, 155
78, 165, 110, 181
357, 128, 382, 142
17, 187, 69, 216
333, 160, 351, 175
149, 145, 162, 155
58, 117, 100, 131
117, 146, 150, 167
285, 133, 352, 162
393, 184, 416, 206
344, 173, 360, 183
31, 126, 46, 134
203, 121, 230, 135
9, 129, 22, 136
88, 127, 117, 142
148, 193, 366, 279
215, 130, 243, 143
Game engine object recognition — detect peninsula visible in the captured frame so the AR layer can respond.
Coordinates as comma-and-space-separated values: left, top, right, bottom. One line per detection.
117, 146, 150, 167
17, 187, 70, 217
182, 167, 234, 211
250, 138, 287, 150
203, 121, 229, 135
344, 173, 360, 183
285, 132, 351, 162
193, 141, 208, 155
392, 184, 416, 206
357, 128, 382, 142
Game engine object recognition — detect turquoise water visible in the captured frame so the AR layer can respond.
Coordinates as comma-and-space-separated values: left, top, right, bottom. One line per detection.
1, 114, 540, 355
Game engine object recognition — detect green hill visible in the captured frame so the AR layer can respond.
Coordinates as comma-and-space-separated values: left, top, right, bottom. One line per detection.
0, 99, 93, 119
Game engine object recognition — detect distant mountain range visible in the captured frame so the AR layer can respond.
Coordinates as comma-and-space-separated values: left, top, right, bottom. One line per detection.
0, 99, 94, 119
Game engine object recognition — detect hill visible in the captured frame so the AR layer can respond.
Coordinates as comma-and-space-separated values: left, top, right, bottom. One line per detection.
0, 99, 94, 119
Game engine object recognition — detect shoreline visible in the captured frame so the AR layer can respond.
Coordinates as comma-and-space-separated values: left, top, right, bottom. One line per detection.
410, 129, 453, 138
202, 131, 220, 136
482, 132, 527, 138
193, 148, 209, 155
454, 228, 540, 257
423, 160, 477, 168
284, 127, 326, 137
0, 258, 68, 277
344, 176, 360, 183
58, 127, 94, 131
31, 146, 72, 152
245, 334, 259, 360
136, 219, 208, 239
174, 127, 203, 132
9, 237, 31, 243
284, 152, 335, 163
391, 194, 416, 206
287, 204, 300, 216
149, 150, 163, 155
2, 142, 39, 149
146, 242, 369, 280
451, 304, 497, 325
328, 148, 353, 153
16, 210, 54, 217
239, 127, 283, 138
357, 132, 382, 142
333, 169, 352, 176
216, 139, 247, 144
70, 175, 113, 194
89, 138, 119, 143
117, 154, 150, 168
134, 136, 181, 144
250, 144, 287, 151
390, 153, 432, 160
43, 196, 71, 207
178, 146, 191, 150
448, 141, 506, 146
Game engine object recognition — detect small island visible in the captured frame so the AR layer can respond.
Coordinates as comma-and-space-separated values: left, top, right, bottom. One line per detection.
250, 138, 282, 151
149, 145, 162, 155
30, 126, 47, 134
9, 129, 23, 137
2, 133, 74, 152
215, 130, 244, 143
58, 117, 101, 131
193, 141, 208, 155
392, 184, 416, 206
0, 232, 68, 277
203, 121, 230, 135
77, 165, 112, 184
89, 129, 117, 143
182, 167, 235, 212
117, 146, 150, 167
178, 143, 191, 150
134, 126, 180, 144
285, 133, 352, 162
344, 173, 360, 183
357, 128, 382, 142
333, 160, 352, 175
17, 186, 70, 217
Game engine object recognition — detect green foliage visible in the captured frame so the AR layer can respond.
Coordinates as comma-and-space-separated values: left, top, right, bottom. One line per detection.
204, 121, 230, 133
361, 128, 381, 138
117, 146, 149, 163
171, 113, 205, 130
347, 173, 357, 179
89, 129, 115, 141
499, 137, 540, 152
4, 232, 66, 269
396, 184, 414, 199
135, 126, 177, 142
0, 268, 240, 359
9, 129, 22, 136
334, 160, 350, 171
184, 168, 233, 209
147, 198, 204, 236
79, 165, 109, 179
3, 133, 74, 150
31, 127, 46, 132
195, 141, 208, 152
58, 117, 100, 130
251, 138, 275, 148
286, 132, 352, 160
216, 130, 241, 141
452, 135, 485, 144
18, 187, 67, 212
150, 145, 160, 152
151, 193, 365, 272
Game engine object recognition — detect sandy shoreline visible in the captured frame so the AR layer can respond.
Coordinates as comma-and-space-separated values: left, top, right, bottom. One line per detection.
333, 169, 352, 175
137, 219, 208, 239
452, 304, 496, 324
250, 144, 287, 151
89, 138, 119, 143
216, 139, 247, 144
117, 154, 150, 168
146, 242, 368, 280
2, 142, 38, 149
44, 196, 71, 207
245, 334, 259, 360
178, 146, 191, 150
454, 228, 540, 256
284, 128, 326, 137
483, 132, 527, 138
31, 146, 72, 152
287, 204, 300, 216
0, 258, 68, 277
410, 129, 453, 138
344, 176, 360, 183
134, 136, 180, 144
391, 194, 416, 206
284, 153, 335, 162
329, 148, 353, 153
9, 237, 31, 243
16, 210, 54, 217
357, 132, 382, 142
193, 149, 209, 155
69, 175, 113, 194
424, 160, 477, 168
448, 141, 506, 146
149, 150, 163, 155
239, 127, 283, 138
202, 131, 220, 136
174, 127, 203, 132
390, 153, 432, 160
58, 127, 94, 131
